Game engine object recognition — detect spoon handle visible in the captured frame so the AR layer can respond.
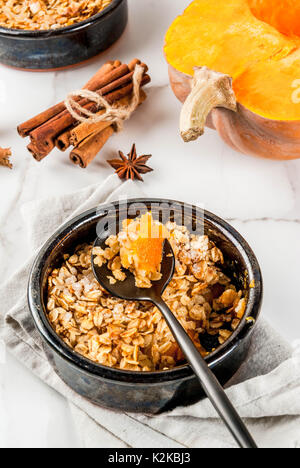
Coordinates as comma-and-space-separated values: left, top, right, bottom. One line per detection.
154, 297, 257, 449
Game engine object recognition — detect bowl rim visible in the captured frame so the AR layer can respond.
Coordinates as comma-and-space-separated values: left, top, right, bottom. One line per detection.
0, 0, 124, 37
28, 198, 263, 385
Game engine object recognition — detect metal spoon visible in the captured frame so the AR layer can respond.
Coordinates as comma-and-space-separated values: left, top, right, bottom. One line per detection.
92, 237, 257, 449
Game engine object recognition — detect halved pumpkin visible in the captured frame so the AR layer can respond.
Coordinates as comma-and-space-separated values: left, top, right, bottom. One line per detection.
165, 0, 300, 160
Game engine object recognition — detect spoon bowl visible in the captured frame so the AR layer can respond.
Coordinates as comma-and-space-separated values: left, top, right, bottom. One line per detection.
92, 235, 175, 302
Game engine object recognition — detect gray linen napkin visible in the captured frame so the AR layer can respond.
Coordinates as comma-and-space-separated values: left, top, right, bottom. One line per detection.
1, 174, 300, 448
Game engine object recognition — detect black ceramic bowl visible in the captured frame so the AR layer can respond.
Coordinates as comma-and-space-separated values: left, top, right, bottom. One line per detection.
0, 0, 128, 70
28, 199, 263, 414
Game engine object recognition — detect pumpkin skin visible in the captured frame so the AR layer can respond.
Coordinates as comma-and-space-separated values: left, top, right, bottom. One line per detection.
165, 0, 300, 160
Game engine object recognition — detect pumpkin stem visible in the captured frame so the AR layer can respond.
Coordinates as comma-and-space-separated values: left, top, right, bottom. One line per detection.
180, 67, 237, 142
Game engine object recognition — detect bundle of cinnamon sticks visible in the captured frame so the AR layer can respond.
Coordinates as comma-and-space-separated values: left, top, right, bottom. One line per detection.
18, 59, 150, 168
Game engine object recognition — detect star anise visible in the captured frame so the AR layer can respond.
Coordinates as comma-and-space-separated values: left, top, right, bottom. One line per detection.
0, 147, 12, 169
108, 144, 153, 182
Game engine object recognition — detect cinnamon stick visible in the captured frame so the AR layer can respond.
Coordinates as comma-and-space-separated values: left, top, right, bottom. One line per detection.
17, 61, 126, 137
69, 91, 147, 169
83, 60, 121, 90
55, 128, 72, 151
69, 90, 147, 147
29, 74, 150, 161
70, 126, 114, 168
69, 110, 111, 147
128, 59, 148, 72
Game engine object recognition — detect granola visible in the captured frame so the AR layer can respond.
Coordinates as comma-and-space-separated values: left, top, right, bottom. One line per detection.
0, 0, 113, 31
47, 219, 247, 371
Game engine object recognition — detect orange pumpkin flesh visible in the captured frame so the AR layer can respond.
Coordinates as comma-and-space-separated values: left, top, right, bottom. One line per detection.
121, 213, 167, 274
234, 50, 300, 121
249, 0, 300, 38
165, 0, 300, 160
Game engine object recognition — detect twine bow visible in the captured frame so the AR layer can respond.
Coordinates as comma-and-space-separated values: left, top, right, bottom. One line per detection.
64, 64, 144, 132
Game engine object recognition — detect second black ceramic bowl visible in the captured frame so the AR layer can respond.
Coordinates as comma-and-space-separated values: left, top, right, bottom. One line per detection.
0, 0, 128, 70
28, 199, 263, 414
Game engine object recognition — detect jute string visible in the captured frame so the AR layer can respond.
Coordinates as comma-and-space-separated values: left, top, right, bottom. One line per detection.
64, 64, 144, 132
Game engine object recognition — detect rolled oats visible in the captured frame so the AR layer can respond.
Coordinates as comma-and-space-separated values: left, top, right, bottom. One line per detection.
47, 220, 247, 371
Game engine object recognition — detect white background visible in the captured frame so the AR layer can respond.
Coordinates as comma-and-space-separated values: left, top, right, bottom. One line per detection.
0, 0, 300, 447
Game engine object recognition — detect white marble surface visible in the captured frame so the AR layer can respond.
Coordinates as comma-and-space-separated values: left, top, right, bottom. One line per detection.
0, 0, 300, 448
